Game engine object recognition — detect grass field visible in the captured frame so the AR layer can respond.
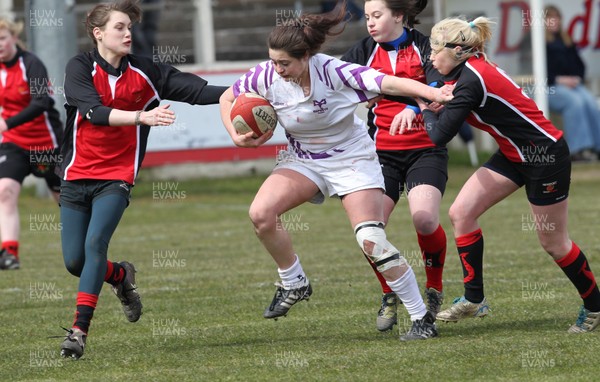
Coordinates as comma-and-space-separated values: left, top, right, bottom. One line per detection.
2, 157, 600, 381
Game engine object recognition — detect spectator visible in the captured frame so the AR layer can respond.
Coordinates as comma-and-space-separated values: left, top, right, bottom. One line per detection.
544, 5, 600, 162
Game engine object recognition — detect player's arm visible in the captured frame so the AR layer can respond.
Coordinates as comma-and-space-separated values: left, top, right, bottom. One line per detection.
108, 106, 174, 127
154, 62, 228, 105
64, 55, 113, 125
419, 80, 481, 145
219, 87, 272, 148
64, 56, 174, 127
219, 87, 238, 139
381, 75, 453, 104
341, 40, 418, 107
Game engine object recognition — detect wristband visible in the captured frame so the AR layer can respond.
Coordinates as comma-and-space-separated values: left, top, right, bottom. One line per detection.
134, 110, 142, 125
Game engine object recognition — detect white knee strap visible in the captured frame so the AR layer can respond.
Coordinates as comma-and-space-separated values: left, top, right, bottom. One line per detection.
354, 221, 404, 272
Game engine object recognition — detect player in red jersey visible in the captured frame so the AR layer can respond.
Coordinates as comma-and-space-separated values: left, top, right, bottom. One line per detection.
57, 0, 227, 359
0, 18, 63, 270
407, 16, 600, 333
341, 0, 448, 331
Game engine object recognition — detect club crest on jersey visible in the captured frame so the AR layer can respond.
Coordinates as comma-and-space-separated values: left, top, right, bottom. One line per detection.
312, 98, 328, 114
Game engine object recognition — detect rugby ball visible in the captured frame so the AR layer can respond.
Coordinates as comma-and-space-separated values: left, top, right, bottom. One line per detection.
230, 93, 277, 137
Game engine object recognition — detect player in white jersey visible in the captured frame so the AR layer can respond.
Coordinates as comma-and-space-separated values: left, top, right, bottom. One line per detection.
220, 2, 452, 340
233, 53, 383, 157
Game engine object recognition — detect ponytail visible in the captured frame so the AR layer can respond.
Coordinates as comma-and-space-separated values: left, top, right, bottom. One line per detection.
430, 16, 495, 63
268, 1, 347, 58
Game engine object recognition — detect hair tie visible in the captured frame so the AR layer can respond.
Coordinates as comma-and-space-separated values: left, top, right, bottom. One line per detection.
469, 21, 476, 28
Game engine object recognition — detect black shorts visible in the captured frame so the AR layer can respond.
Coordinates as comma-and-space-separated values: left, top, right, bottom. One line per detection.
483, 138, 571, 206
59, 179, 132, 213
0, 142, 61, 192
377, 146, 449, 203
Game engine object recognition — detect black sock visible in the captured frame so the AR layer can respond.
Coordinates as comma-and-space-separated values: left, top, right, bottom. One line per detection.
556, 242, 600, 312
456, 229, 484, 303
73, 305, 94, 334
104, 261, 125, 286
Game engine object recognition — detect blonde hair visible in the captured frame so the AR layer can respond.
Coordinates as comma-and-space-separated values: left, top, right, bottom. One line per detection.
0, 18, 26, 50
544, 6, 572, 46
430, 16, 495, 63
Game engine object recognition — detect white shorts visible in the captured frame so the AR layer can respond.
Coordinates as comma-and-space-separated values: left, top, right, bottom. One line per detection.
274, 135, 385, 204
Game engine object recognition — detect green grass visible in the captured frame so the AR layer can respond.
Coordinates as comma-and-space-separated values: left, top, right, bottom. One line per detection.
2, 157, 600, 381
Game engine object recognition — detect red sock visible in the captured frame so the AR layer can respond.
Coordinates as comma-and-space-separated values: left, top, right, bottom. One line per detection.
2, 241, 19, 259
417, 225, 447, 291
104, 261, 125, 286
73, 292, 98, 334
364, 253, 392, 294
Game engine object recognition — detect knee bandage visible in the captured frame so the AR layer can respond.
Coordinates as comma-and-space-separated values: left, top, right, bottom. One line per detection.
355, 221, 404, 272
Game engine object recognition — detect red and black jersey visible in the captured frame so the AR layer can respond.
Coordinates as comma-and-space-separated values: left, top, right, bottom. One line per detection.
0, 46, 62, 151
423, 55, 563, 163
341, 28, 442, 150
59, 49, 226, 184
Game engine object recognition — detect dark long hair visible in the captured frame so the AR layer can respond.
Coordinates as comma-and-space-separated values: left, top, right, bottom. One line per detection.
267, 1, 347, 59
365, 0, 427, 28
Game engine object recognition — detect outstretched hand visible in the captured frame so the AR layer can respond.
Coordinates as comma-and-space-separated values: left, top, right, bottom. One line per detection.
143, 104, 176, 126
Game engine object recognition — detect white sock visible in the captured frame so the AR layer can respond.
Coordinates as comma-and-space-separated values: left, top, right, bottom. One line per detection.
278, 255, 308, 289
386, 267, 427, 321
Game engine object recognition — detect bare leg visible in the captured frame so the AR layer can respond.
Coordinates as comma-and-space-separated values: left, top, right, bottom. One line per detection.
249, 169, 319, 269
0, 178, 21, 242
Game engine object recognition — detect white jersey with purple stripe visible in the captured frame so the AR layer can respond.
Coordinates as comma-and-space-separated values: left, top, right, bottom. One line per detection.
233, 53, 384, 157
